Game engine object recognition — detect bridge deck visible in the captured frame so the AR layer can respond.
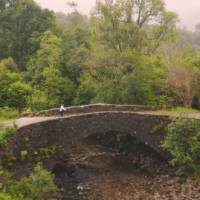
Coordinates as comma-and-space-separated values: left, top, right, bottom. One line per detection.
1, 111, 200, 128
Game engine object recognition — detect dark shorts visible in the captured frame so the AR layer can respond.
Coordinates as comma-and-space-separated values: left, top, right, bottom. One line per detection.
60, 110, 64, 117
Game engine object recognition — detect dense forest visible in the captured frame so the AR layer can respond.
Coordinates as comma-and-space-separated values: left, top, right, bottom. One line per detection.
1, 0, 200, 113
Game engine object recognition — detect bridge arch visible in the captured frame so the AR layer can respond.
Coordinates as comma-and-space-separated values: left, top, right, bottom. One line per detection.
6, 111, 171, 175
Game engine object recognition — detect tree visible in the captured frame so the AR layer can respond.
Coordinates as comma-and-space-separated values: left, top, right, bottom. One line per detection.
0, 57, 18, 72
91, 0, 177, 54
0, 60, 20, 107
8, 82, 32, 111
0, 0, 15, 10
120, 56, 167, 105
67, 1, 78, 10
162, 118, 200, 178
168, 67, 194, 107
0, 0, 55, 70
0, 59, 32, 110
76, 49, 167, 105
74, 0, 177, 106
56, 11, 88, 30
43, 67, 76, 106
1, 163, 58, 200
162, 40, 196, 107
27, 30, 77, 108
27, 30, 63, 86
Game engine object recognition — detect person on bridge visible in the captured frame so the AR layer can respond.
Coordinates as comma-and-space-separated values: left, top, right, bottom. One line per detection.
59, 104, 66, 117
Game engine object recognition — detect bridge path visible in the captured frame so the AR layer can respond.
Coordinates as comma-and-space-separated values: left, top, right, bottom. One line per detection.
1, 111, 200, 128
0, 116, 60, 128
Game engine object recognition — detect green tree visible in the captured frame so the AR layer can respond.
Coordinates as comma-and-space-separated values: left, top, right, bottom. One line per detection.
8, 82, 32, 111
0, 0, 55, 70
0, 61, 20, 107
60, 27, 90, 83
0, 58, 18, 72
43, 67, 76, 106
27, 30, 63, 86
74, 0, 177, 105
91, 0, 177, 54
162, 118, 200, 178
27, 30, 77, 108
0, 163, 58, 200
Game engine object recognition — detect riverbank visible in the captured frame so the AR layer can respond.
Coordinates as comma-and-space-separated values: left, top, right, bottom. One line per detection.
54, 132, 200, 200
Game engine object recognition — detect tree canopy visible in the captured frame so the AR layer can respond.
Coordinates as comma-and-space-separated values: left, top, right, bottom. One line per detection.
0, 0, 200, 111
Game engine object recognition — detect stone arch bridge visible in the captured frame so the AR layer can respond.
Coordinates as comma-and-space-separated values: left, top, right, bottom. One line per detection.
2, 104, 172, 175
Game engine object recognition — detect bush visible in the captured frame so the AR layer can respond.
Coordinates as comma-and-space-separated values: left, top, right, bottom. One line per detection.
8, 82, 32, 111
0, 163, 58, 200
0, 193, 13, 200
0, 107, 19, 121
162, 118, 200, 178
0, 126, 17, 148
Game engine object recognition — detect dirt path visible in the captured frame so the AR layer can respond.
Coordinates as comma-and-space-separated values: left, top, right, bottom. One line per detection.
0, 116, 58, 128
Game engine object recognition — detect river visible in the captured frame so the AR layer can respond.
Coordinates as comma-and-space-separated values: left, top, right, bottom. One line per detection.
53, 132, 200, 200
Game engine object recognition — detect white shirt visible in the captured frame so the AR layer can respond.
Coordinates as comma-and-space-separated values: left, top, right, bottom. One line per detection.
59, 105, 66, 111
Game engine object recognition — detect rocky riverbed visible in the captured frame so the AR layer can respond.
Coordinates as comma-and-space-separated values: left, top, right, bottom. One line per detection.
54, 132, 200, 200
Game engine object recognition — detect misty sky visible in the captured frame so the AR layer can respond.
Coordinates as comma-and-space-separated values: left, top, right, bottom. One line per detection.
35, 0, 200, 31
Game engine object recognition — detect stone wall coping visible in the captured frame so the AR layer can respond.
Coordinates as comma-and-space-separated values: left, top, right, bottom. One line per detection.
22, 104, 164, 117
18, 111, 170, 129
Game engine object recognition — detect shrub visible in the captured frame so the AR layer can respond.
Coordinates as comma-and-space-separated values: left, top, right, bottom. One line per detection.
0, 126, 17, 148
0, 107, 19, 121
162, 118, 200, 178
8, 82, 32, 112
20, 150, 28, 160
1, 163, 58, 200
0, 193, 13, 200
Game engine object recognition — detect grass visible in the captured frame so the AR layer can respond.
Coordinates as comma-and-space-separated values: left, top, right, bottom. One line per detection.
0, 107, 19, 122
145, 107, 199, 116
0, 125, 4, 132
169, 107, 199, 114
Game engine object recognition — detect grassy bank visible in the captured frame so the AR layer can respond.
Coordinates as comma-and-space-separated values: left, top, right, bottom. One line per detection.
145, 107, 199, 116
0, 107, 19, 122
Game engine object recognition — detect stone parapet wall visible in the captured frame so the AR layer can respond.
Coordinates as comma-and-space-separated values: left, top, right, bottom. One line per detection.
22, 104, 163, 117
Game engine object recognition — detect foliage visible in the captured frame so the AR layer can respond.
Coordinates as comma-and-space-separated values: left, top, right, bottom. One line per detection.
20, 150, 28, 160
0, 193, 13, 200
162, 118, 200, 178
0, 58, 18, 72
0, 163, 58, 200
0, 108, 19, 121
73, 0, 177, 106
169, 107, 199, 114
76, 54, 168, 105
27, 30, 63, 85
0, 126, 17, 148
0, 0, 55, 71
91, 0, 177, 54
26, 30, 77, 107
56, 11, 88, 30
34, 146, 60, 161
8, 82, 32, 111
0, 60, 32, 110
74, 78, 95, 105
0, 0, 200, 111
43, 67, 76, 106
